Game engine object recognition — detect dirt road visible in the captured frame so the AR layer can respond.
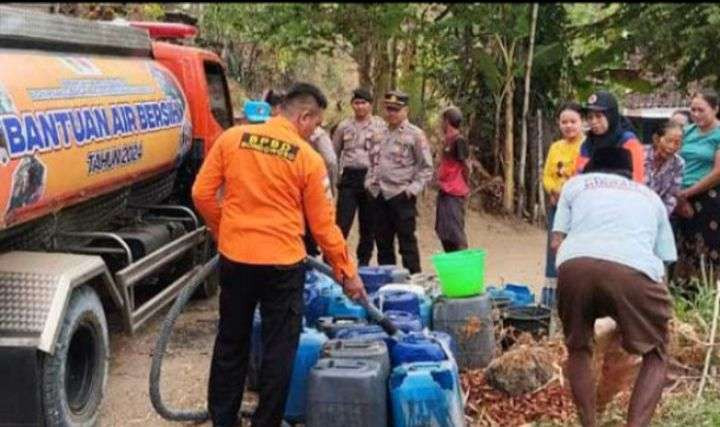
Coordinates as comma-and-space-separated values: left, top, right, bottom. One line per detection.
99, 190, 547, 426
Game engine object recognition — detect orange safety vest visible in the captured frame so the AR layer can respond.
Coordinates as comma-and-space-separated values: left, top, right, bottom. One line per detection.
191, 115, 356, 281
575, 136, 646, 183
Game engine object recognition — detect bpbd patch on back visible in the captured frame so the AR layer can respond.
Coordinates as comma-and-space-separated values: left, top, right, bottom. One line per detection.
240, 132, 299, 161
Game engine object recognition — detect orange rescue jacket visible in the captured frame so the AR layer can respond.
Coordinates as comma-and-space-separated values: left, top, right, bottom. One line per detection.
191, 116, 356, 281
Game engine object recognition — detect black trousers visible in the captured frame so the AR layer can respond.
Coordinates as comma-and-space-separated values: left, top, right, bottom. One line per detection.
435, 191, 468, 253
336, 167, 376, 266
208, 255, 304, 427
375, 192, 421, 273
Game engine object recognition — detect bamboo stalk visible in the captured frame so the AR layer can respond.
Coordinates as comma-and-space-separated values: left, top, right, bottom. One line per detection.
516, 3, 539, 218
537, 109, 545, 223
696, 279, 720, 401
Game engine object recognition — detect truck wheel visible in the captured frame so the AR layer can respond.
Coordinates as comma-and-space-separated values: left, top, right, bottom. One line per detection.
197, 266, 219, 299
195, 244, 219, 299
41, 286, 109, 427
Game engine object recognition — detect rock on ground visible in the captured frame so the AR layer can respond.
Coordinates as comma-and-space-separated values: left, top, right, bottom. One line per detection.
485, 340, 556, 396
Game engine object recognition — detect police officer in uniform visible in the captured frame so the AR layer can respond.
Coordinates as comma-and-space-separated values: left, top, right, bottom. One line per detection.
366, 90, 433, 273
304, 125, 339, 256
332, 88, 387, 265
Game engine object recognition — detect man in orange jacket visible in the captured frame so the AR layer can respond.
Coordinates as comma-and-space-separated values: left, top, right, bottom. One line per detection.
192, 82, 366, 427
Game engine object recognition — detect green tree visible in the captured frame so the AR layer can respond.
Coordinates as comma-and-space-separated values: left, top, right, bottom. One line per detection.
423, 3, 569, 213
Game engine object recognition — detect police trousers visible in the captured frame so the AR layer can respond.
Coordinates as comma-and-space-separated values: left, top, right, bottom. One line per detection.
208, 255, 304, 427
336, 167, 376, 265
375, 192, 421, 273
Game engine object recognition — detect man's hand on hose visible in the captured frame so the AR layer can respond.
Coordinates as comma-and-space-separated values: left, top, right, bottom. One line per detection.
342, 274, 368, 302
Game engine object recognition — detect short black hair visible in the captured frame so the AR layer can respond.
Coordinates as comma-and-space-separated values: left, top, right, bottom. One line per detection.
264, 89, 285, 107
442, 106, 463, 128
584, 146, 633, 179
283, 82, 328, 110
352, 88, 373, 103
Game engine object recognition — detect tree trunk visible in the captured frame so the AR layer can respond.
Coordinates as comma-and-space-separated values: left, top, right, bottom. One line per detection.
390, 36, 399, 89
492, 96, 502, 176
502, 78, 515, 213
351, 42, 374, 94
372, 37, 391, 112
528, 107, 538, 219
516, 3, 539, 218
536, 109, 546, 224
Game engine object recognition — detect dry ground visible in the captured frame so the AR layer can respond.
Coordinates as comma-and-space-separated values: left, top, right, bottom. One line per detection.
99, 189, 547, 426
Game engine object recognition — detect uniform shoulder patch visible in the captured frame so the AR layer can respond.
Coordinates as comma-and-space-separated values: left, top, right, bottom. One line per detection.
239, 132, 300, 161
406, 122, 424, 135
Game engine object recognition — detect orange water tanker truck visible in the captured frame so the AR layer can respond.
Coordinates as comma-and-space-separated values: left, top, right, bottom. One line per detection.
0, 7, 233, 425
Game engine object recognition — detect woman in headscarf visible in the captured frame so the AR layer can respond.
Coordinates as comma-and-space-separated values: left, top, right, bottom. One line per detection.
575, 91, 645, 183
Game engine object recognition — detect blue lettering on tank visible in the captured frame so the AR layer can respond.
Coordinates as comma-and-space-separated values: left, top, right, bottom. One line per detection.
52, 110, 73, 148
123, 105, 137, 133
2, 116, 26, 156
25, 114, 45, 153
83, 109, 99, 142
70, 110, 86, 145
38, 112, 61, 149
94, 108, 110, 140
136, 104, 148, 130
159, 102, 170, 127
111, 106, 126, 136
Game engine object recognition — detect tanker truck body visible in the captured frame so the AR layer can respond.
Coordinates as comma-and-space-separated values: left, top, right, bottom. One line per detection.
0, 7, 232, 426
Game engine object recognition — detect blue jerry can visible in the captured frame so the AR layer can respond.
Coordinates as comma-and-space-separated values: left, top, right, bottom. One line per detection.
389, 361, 465, 427
284, 327, 328, 423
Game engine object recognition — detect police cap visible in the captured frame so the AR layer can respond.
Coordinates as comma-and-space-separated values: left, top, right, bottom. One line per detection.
384, 90, 409, 107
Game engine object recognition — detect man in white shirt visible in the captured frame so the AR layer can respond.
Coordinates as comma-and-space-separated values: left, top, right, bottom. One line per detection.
551, 146, 676, 427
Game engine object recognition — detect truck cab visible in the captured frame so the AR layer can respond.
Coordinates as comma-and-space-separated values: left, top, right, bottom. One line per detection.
151, 40, 233, 155
141, 28, 235, 207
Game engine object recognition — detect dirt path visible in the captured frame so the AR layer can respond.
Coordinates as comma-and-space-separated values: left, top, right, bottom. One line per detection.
99, 190, 547, 426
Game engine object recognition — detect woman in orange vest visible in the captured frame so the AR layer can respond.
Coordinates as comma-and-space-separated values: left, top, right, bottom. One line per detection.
575, 91, 645, 183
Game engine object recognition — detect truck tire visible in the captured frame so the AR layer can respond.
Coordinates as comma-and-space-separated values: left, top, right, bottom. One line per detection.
41, 286, 109, 427
195, 244, 219, 299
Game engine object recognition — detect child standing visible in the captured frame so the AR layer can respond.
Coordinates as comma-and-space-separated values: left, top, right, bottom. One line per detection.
644, 121, 685, 215
542, 102, 584, 303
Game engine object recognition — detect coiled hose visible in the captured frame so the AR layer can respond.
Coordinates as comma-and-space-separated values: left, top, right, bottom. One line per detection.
149, 254, 225, 422
151, 254, 262, 422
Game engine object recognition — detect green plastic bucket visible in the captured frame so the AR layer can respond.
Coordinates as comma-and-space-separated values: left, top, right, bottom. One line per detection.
431, 248, 486, 298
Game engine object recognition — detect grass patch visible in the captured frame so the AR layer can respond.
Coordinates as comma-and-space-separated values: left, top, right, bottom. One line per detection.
654, 389, 720, 426
669, 268, 718, 335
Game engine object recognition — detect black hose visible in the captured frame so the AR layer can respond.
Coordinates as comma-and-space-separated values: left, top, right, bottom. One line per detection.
305, 257, 402, 337
148, 254, 255, 422
150, 255, 394, 423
